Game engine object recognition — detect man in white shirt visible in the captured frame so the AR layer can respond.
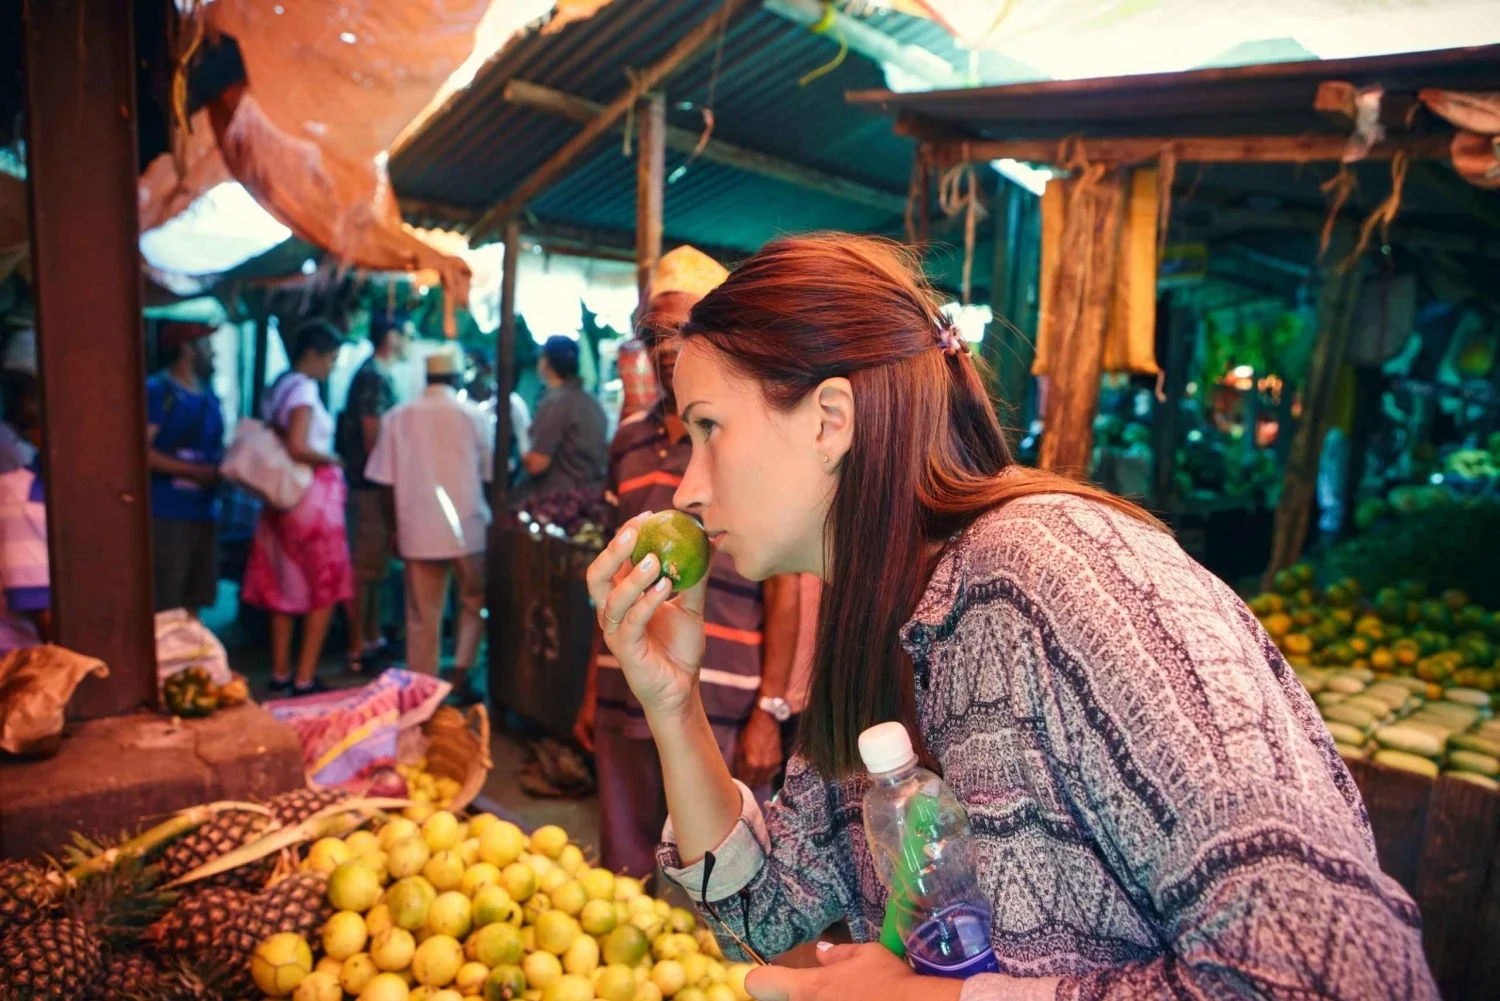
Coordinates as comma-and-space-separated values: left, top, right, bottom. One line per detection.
365, 346, 492, 697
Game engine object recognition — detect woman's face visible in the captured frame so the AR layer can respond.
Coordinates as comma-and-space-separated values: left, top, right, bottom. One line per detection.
308, 349, 339, 381
672, 339, 841, 580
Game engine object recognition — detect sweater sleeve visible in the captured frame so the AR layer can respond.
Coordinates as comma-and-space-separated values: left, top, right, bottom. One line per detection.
1010, 503, 1436, 1000
658, 755, 864, 961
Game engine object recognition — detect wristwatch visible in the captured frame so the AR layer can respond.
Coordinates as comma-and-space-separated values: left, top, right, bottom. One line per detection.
757, 695, 793, 722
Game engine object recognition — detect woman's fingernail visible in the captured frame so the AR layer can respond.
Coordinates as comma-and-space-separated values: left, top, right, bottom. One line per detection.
619, 528, 636, 545
637, 554, 657, 575
816, 941, 833, 952
653, 577, 670, 593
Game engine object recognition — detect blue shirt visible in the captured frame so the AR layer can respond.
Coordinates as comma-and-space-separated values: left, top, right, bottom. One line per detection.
147, 375, 225, 522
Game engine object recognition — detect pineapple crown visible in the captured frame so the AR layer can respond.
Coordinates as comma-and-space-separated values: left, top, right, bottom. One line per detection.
55, 832, 179, 949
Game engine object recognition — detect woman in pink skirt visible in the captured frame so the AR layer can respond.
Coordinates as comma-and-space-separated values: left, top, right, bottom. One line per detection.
242, 321, 354, 695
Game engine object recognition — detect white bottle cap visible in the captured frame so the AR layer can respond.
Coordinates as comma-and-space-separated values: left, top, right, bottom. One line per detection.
858, 721, 918, 774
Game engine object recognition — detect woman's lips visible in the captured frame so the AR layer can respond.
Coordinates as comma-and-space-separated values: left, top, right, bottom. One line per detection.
706, 530, 727, 549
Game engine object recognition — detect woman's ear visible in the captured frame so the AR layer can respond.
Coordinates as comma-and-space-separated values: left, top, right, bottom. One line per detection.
814, 377, 854, 468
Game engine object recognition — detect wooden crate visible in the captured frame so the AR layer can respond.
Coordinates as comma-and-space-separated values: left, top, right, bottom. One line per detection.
1346, 760, 1500, 1000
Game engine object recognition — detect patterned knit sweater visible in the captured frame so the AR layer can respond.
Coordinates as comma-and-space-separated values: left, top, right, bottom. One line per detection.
660, 495, 1437, 1000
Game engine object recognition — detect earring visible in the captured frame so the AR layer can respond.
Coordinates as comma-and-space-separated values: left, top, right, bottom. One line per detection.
822, 455, 830, 463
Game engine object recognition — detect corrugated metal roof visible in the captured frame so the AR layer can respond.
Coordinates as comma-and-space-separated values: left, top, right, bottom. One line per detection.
847, 43, 1500, 139
391, 0, 953, 253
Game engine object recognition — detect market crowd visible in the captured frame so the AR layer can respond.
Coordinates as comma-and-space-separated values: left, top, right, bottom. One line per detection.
0, 244, 816, 877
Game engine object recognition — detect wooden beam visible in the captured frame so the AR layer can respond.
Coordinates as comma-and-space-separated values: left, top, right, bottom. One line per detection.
636, 92, 666, 305
470, 0, 742, 242
24, 0, 156, 719
936, 133, 1452, 167
504, 79, 908, 215
1198, 204, 1500, 261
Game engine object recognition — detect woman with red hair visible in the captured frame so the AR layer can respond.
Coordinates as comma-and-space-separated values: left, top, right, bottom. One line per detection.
588, 234, 1433, 1001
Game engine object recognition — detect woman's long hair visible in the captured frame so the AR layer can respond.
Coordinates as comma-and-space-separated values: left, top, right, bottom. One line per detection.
682, 233, 1158, 778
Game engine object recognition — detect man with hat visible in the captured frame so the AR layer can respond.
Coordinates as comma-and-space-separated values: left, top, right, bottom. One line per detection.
573, 246, 801, 877
146, 321, 226, 613
365, 345, 492, 697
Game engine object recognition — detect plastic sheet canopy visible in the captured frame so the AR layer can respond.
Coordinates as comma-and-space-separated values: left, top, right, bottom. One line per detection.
137, 1, 615, 315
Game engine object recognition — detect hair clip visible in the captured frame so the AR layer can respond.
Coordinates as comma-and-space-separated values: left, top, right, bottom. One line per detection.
936, 319, 968, 357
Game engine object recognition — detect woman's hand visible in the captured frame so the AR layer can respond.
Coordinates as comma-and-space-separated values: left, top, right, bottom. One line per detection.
745, 943, 962, 1001
585, 512, 709, 720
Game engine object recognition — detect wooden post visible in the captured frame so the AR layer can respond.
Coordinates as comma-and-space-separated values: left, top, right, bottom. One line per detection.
1263, 239, 1361, 586
1152, 296, 1194, 505
23, 0, 156, 719
636, 92, 666, 308
486, 219, 523, 700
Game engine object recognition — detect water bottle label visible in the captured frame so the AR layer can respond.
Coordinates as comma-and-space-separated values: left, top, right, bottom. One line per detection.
908, 946, 1001, 978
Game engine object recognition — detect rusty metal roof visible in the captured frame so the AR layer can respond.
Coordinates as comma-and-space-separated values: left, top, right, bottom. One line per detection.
390, 0, 957, 254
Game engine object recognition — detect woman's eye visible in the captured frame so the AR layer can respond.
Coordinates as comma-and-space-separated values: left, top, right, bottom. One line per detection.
693, 418, 716, 436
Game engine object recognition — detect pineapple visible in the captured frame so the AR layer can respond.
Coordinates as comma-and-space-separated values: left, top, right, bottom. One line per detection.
154, 809, 276, 891
144, 887, 257, 999
145, 887, 252, 959
243, 871, 331, 947
152, 788, 348, 892
0, 838, 171, 1001
96, 952, 166, 1001
0, 916, 104, 1000
266, 787, 349, 827
0, 859, 58, 929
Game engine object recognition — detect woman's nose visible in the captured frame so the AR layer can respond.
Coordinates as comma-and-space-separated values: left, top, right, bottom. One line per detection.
674, 452, 709, 515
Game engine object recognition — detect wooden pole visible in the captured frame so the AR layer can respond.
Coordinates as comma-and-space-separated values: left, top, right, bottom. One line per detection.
1153, 295, 1194, 506
927, 133, 1452, 167
504, 80, 907, 215
486, 218, 524, 701
23, 0, 156, 719
470, 0, 740, 242
636, 93, 666, 307
1263, 237, 1361, 586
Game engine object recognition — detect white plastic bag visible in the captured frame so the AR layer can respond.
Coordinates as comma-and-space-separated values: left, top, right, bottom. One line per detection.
155, 609, 231, 692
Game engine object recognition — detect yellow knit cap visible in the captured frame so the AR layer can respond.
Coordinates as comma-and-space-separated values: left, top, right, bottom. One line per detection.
652, 245, 729, 299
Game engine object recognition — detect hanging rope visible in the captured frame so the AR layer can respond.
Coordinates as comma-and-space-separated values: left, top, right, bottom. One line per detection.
1318, 165, 1357, 258
905, 151, 927, 246
938, 143, 982, 304
798, 3, 848, 87
1340, 150, 1409, 273
169, 0, 206, 183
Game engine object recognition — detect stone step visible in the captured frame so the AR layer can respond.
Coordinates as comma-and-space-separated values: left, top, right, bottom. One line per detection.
0, 704, 304, 859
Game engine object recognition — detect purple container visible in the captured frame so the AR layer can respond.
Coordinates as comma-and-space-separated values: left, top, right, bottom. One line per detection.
905, 903, 1000, 978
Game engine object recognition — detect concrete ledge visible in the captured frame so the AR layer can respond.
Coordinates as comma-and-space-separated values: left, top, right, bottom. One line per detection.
0, 704, 304, 859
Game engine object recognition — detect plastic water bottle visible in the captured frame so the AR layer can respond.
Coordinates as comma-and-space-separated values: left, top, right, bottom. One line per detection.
860, 721, 1000, 978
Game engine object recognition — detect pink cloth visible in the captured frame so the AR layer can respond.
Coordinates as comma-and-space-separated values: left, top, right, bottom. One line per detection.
241, 464, 354, 614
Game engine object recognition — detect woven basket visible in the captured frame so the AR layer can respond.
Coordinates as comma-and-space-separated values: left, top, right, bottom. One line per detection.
421, 703, 492, 814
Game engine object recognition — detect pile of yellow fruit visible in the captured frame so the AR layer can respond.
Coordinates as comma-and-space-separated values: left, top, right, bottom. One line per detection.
255, 812, 755, 1001
396, 759, 464, 820
1246, 566, 1500, 788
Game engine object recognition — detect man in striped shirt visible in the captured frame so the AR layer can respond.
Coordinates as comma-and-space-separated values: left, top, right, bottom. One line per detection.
574, 247, 801, 880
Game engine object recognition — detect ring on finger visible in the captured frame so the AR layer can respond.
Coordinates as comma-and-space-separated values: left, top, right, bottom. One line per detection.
603, 612, 622, 626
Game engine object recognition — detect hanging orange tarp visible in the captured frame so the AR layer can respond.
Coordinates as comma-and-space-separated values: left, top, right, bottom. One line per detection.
141, 1, 636, 320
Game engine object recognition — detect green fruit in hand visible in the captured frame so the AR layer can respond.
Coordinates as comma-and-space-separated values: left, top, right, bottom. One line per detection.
631, 510, 711, 591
